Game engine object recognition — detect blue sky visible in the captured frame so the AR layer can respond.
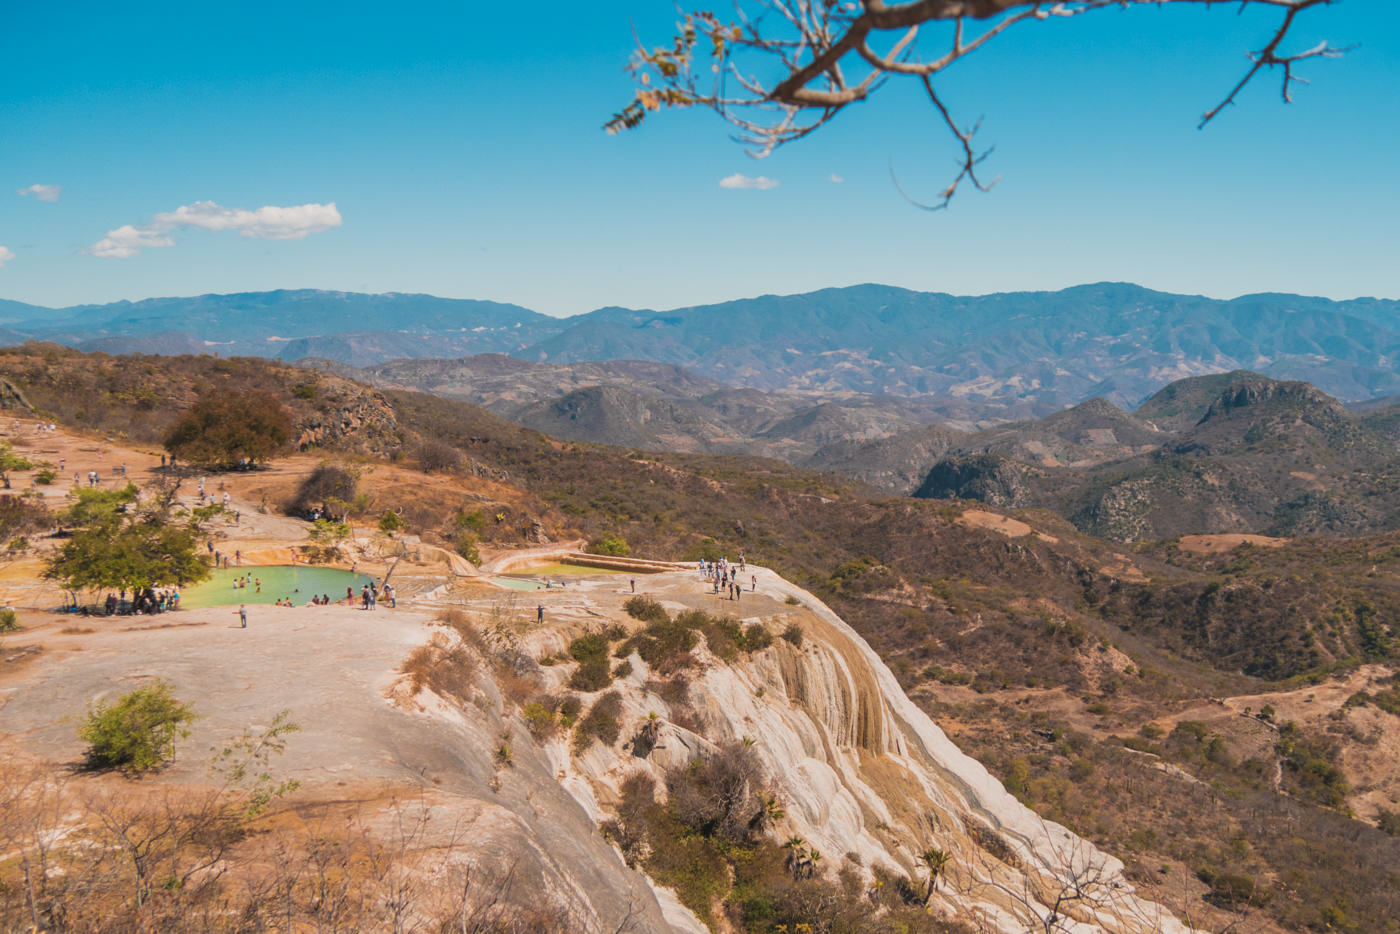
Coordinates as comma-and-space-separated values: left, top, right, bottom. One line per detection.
1, 0, 1396, 316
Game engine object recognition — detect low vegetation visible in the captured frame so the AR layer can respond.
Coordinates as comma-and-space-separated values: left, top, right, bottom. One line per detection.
79, 680, 195, 773
601, 744, 969, 933
163, 388, 292, 468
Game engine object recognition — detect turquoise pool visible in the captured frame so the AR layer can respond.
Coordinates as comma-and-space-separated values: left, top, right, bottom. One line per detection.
491, 576, 547, 592
180, 566, 375, 608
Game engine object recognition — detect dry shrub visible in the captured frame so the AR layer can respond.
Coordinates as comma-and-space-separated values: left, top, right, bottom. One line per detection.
416, 439, 463, 474
400, 632, 476, 701
439, 610, 487, 652
497, 669, 540, 707
666, 741, 765, 843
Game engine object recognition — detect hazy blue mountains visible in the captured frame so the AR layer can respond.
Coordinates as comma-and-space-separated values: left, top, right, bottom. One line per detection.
6, 283, 1400, 416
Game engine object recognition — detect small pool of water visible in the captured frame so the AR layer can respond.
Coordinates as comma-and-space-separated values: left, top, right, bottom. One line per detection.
180, 566, 375, 608
519, 562, 627, 575
490, 576, 547, 592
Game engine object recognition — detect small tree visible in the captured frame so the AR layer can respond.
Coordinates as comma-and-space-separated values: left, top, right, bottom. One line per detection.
587, 534, 630, 557
44, 485, 212, 598
415, 439, 462, 473
287, 463, 359, 519
0, 440, 35, 489
80, 680, 195, 773
302, 519, 351, 563
164, 389, 292, 469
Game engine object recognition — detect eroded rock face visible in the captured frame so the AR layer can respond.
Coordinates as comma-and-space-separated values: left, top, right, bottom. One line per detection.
0, 377, 35, 412
914, 454, 1036, 508
523, 576, 1188, 933
293, 381, 400, 454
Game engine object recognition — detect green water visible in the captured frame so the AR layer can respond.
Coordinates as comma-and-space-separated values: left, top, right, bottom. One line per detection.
491, 576, 547, 592
180, 566, 375, 608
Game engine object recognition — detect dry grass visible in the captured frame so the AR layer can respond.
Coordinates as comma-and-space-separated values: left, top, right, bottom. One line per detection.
399, 633, 476, 701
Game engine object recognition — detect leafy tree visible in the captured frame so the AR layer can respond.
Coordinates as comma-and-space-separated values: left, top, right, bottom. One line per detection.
80, 679, 196, 773
43, 485, 212, 595
0, 440, 35, 488
286, 463, 366, 520
302, 518, 351, 563
164, 388, 292, 468
454, 531, 481, 565
586, 534, 631, 557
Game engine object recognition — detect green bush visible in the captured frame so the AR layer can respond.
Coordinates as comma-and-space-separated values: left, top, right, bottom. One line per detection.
1197, 866, 1271, 909
34, 468, 57, 486
558, 695, 582, 728
79, 680, 195, 773
623, 595, 669, 624
780, 622, 804, 647
568, 633, 615, 691
574, 691, 623, 751
378, 511, 405, 533
454, 531, 481, 565
0, 608, 18, 632
454, 509, 486, 533
623, 618, 699, 671
586, 534, 630, 557
741, 623, 773, 652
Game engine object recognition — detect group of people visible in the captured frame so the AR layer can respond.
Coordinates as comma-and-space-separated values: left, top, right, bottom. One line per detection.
230, 574, 262, 593
357, 581, 395, 610
700, 554, 756, 601
102, 588, 179, 615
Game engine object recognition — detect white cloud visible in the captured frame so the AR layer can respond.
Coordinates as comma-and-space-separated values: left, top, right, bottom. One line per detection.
0, 246, 14, 268
89, 226, 178, 259
17, 183, 62, 202
828, 173, 844, 184
89, 200, 342, 258
719, 173, 779, 190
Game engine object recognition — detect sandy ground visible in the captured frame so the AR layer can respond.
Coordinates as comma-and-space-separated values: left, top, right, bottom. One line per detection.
1177, 533, 1289, 554
957, 508, 1033, 538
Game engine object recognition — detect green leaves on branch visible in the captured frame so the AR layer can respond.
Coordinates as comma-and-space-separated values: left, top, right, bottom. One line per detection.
302, 518, 351, 563
209, 709, 302, 818
604, 12, 738, 134
44, 484, 212, 593
0, 440, 36, 485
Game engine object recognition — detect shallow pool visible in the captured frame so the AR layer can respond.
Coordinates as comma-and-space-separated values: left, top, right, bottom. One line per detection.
179, 566, 375, 608
518, 562, 627, 575
490, 576, 547, 592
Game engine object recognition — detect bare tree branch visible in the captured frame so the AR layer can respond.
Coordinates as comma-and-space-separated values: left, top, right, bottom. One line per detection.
607, 0, 1343, 205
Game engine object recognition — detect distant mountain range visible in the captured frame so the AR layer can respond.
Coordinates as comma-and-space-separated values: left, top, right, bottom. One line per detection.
5, 284, 1400, 420
878, 371, 1400, 542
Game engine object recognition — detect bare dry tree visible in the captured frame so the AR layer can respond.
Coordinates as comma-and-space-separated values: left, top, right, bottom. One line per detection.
607, 0, 1345, 209
947, 819, 1183, 933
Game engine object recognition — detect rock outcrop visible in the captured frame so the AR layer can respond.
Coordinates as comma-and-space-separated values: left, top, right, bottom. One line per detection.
509, 572, 1188, 933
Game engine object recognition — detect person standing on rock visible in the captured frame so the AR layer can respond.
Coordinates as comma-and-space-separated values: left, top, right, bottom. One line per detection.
237, 604, 247, 628
537, 604, 544, 624
630, 578, 636, 593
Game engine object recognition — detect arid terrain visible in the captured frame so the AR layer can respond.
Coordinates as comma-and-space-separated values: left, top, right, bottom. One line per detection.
2, 350, 1399, 933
